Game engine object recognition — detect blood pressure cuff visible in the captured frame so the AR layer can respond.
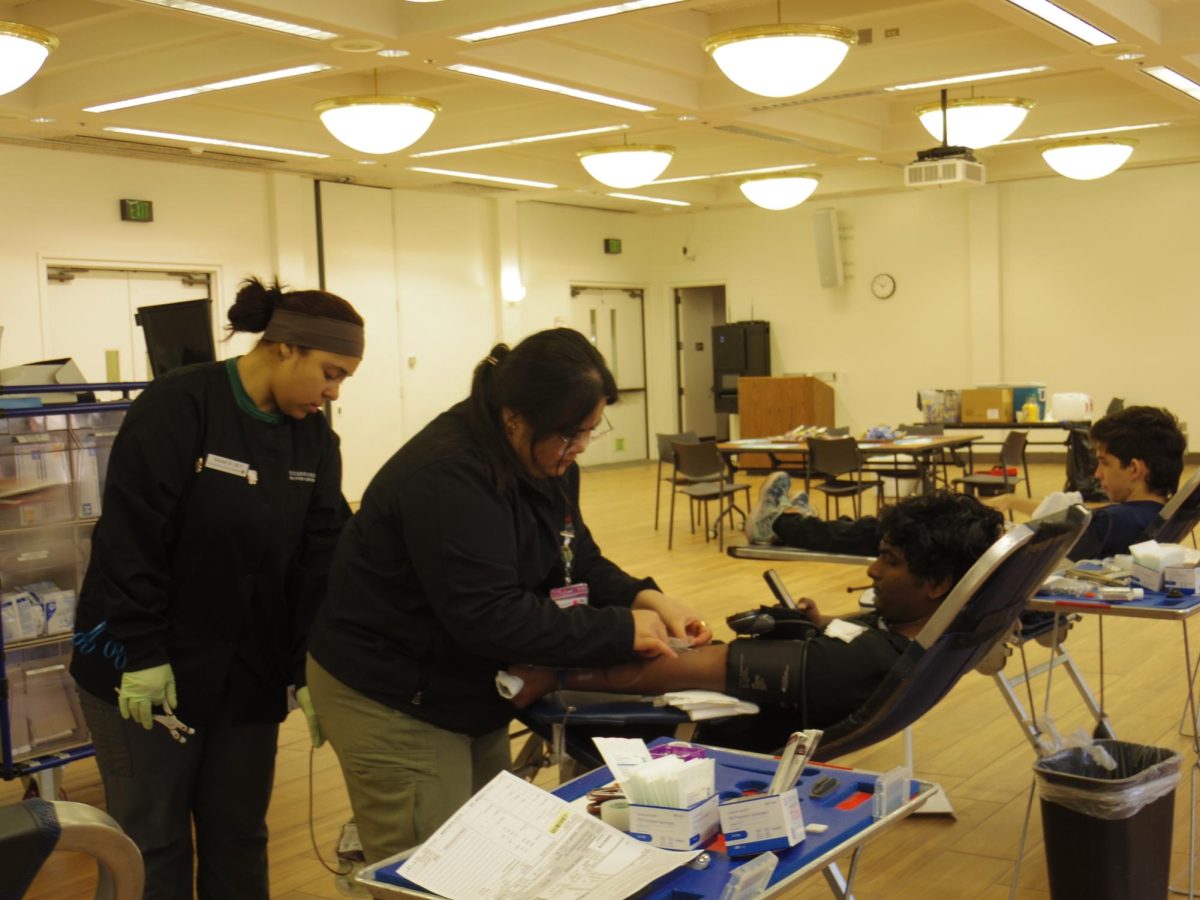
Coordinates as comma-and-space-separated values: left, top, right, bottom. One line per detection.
725, 637, 807, 708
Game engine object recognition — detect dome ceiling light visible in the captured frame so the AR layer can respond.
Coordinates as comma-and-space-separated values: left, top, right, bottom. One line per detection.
0, 21, 59, 96
578, 145, 675, 188
704, 23, 856, 98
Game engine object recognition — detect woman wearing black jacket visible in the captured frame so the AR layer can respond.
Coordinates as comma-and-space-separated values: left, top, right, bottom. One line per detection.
307, 327, 710, 863
71, 277, 363, 900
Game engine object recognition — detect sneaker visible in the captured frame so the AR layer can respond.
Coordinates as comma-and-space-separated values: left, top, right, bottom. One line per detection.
788, 490, 818, 518
746, 472, 791, 544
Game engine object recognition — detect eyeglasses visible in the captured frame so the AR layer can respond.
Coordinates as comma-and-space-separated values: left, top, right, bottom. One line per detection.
559, 415, 613, 450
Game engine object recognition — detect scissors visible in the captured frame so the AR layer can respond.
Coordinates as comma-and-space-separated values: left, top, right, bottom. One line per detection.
153, 701, 196, 744
103, 640, 127, 670
72, 623, 127, 670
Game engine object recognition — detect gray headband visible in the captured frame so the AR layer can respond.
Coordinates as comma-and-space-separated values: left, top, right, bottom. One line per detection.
263, 308, 364, 359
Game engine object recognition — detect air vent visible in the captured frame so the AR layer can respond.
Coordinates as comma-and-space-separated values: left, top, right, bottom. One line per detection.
748, 89, 879, 113
713, 125, 804, 145
0, 133, 288, 170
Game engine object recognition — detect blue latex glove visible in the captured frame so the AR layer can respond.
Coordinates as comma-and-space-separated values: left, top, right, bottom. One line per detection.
296, 686, 324, 748
117, 664, 178, 730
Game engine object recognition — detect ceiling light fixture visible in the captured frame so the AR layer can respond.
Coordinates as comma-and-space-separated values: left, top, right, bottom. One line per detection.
411, 124, 629, 158
704, 24, 856, 98
445, 64, 655, 111
884, 66, 1049, 92
653, 163, 815, 185
579, 145, 674, 188
409, 166, 557, 188
1143, 66, 1200, 101
1041, 137, 1135, 180
316, 96, 440, 155
457, 0, 687, 42
1003, 0, 1116, 46
916, 97, 1034, 148
103, 126, 330, 158
606, 192, 690, 207
740, 173, 821, 210
998, 121, 1171, 146
85, 64, 335, 113
129, 0, 338, 40
0, 21, 58, 96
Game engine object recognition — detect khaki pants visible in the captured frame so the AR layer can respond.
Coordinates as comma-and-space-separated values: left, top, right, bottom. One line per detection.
306, 656, 510, 864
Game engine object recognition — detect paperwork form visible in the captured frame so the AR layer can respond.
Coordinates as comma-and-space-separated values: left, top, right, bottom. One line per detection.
393, 771, 698, 900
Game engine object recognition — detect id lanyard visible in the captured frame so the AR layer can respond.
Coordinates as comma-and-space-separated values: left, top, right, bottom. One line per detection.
560, 515, 575, 585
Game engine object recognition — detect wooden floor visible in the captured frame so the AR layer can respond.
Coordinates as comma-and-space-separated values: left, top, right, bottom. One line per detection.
7, 458, 1199, 899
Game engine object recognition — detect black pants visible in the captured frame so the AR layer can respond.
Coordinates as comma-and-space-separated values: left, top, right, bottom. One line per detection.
772, 514, 882, 556
79, 688, 279, 900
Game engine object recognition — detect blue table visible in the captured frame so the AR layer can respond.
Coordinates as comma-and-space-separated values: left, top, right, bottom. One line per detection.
357, 740, 935, 899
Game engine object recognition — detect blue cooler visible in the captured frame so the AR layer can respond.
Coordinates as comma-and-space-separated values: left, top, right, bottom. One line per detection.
1011, 385, 1046, 422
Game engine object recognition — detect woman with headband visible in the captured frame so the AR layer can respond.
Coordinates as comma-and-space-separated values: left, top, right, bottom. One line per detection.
306, 327, 711, 864
70, 276, 363, 900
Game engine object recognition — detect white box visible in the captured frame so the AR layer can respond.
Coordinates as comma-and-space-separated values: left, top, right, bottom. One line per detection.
1132, 563, 1164, 592
1164, 566, 1200, 595
627, 794, 718, 851
719, 788, 806, 857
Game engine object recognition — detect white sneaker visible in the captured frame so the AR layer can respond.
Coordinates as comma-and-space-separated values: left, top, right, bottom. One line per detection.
746, 472, 792, 544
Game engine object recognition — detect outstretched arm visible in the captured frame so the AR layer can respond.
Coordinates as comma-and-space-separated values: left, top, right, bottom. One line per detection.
508, 645, 729, 708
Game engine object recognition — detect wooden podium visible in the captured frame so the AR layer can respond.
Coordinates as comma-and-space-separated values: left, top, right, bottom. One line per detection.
736, 376, 835, 469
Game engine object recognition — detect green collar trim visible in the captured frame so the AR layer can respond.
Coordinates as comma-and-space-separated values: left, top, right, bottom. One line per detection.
226, 358, 284, 425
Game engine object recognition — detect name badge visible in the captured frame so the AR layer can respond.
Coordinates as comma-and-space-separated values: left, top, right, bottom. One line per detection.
204, 453, 250, 479
550, 583, 589, 609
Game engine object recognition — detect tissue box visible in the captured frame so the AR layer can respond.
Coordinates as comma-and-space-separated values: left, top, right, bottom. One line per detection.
1132, 563, 1163, 592
1164, 565, 1200, 595
718, 788, 806, 857
628, 794, 718, 851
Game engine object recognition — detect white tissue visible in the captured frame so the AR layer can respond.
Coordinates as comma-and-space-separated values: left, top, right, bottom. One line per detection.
1032, 491, 1083, 519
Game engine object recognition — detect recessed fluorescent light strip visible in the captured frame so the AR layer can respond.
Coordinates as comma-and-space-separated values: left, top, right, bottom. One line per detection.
653, 163, 816, 185
1143, 67, 1200, 101
85, 64, 334, 113
104, 126, 329, 158
409, 166, 557, 188
457, 0, 687, 42
411, 124, 630, 158
445, 64, 654, 112
999, 121, 1172, 146
1004, 0, 1115, 46
130, 0, 338, 39
607, 192, 689, 206
885, 66, 1049, 92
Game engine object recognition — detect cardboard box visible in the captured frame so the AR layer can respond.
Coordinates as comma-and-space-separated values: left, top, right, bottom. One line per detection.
1132, 563, 1163, 592
1164, 566, 1200, 595
627, 795, 719, 851
719, 788, 806, 856
960, 388, 1013, 424
0, 358, 89, 405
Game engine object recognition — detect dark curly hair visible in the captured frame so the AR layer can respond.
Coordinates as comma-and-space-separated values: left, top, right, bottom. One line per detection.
1090, 406, 1185, 498
880, 491, 1005, 589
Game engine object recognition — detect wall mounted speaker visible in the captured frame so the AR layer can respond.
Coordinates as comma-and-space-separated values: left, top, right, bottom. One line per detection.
812, 207, 844, 288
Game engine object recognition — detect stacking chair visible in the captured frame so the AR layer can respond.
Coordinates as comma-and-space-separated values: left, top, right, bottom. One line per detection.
652, 431, 704, 531
1, 798, 144, 899
864, 424, 948, 499
667, 440, 749, 551
952, 430, 1031, 509
807, 436, 884, 519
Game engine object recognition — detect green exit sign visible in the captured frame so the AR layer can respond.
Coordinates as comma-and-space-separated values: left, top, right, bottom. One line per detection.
604, 238, 622, 254
120, 199, 154, 222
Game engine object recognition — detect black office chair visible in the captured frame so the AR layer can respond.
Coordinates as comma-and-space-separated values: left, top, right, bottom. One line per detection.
668, 440, 750, 551
652, 431, 705, 531
952, 430, 1031, 509
1106, 397, 1125, 415
0, 798, 144, 899
808, 436, 884, 519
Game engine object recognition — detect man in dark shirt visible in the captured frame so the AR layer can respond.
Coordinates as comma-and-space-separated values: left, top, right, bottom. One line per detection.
988, 405, 1185, 560
506, 492, 1004, 753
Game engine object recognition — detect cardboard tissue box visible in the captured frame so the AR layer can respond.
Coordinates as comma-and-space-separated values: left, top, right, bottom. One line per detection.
719, 787, 806, 856
628, 795, 720, 851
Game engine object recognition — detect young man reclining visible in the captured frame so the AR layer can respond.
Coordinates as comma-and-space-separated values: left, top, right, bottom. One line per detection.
506, 491, 1004, 753
988, 405, 1185, 561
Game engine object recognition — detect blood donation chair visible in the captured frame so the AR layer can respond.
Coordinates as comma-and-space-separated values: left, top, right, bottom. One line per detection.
1142, 465, 1200, 546
515, 506, 1090, 776
0, 798, 144, 899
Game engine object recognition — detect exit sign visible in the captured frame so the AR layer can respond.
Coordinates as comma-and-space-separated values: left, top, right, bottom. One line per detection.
120, 199, 154, 222
604, 238, 622, 254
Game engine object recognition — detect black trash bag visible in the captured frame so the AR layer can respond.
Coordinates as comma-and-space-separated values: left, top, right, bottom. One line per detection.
1036, 740, 1181, 820
1064, 427, 1106, 501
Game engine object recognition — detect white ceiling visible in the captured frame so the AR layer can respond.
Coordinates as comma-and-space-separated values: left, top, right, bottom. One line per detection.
3, 0, 1199, 213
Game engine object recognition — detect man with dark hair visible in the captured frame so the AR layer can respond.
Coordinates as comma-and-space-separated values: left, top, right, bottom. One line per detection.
507, 491, 1005, 753
991, 405, 1185, 560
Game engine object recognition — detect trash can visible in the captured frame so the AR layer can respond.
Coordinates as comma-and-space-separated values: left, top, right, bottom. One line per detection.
1035, 740, 1182, 899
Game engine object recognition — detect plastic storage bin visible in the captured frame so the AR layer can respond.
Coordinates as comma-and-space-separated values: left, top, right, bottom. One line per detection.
1036, 740, 1181, 899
